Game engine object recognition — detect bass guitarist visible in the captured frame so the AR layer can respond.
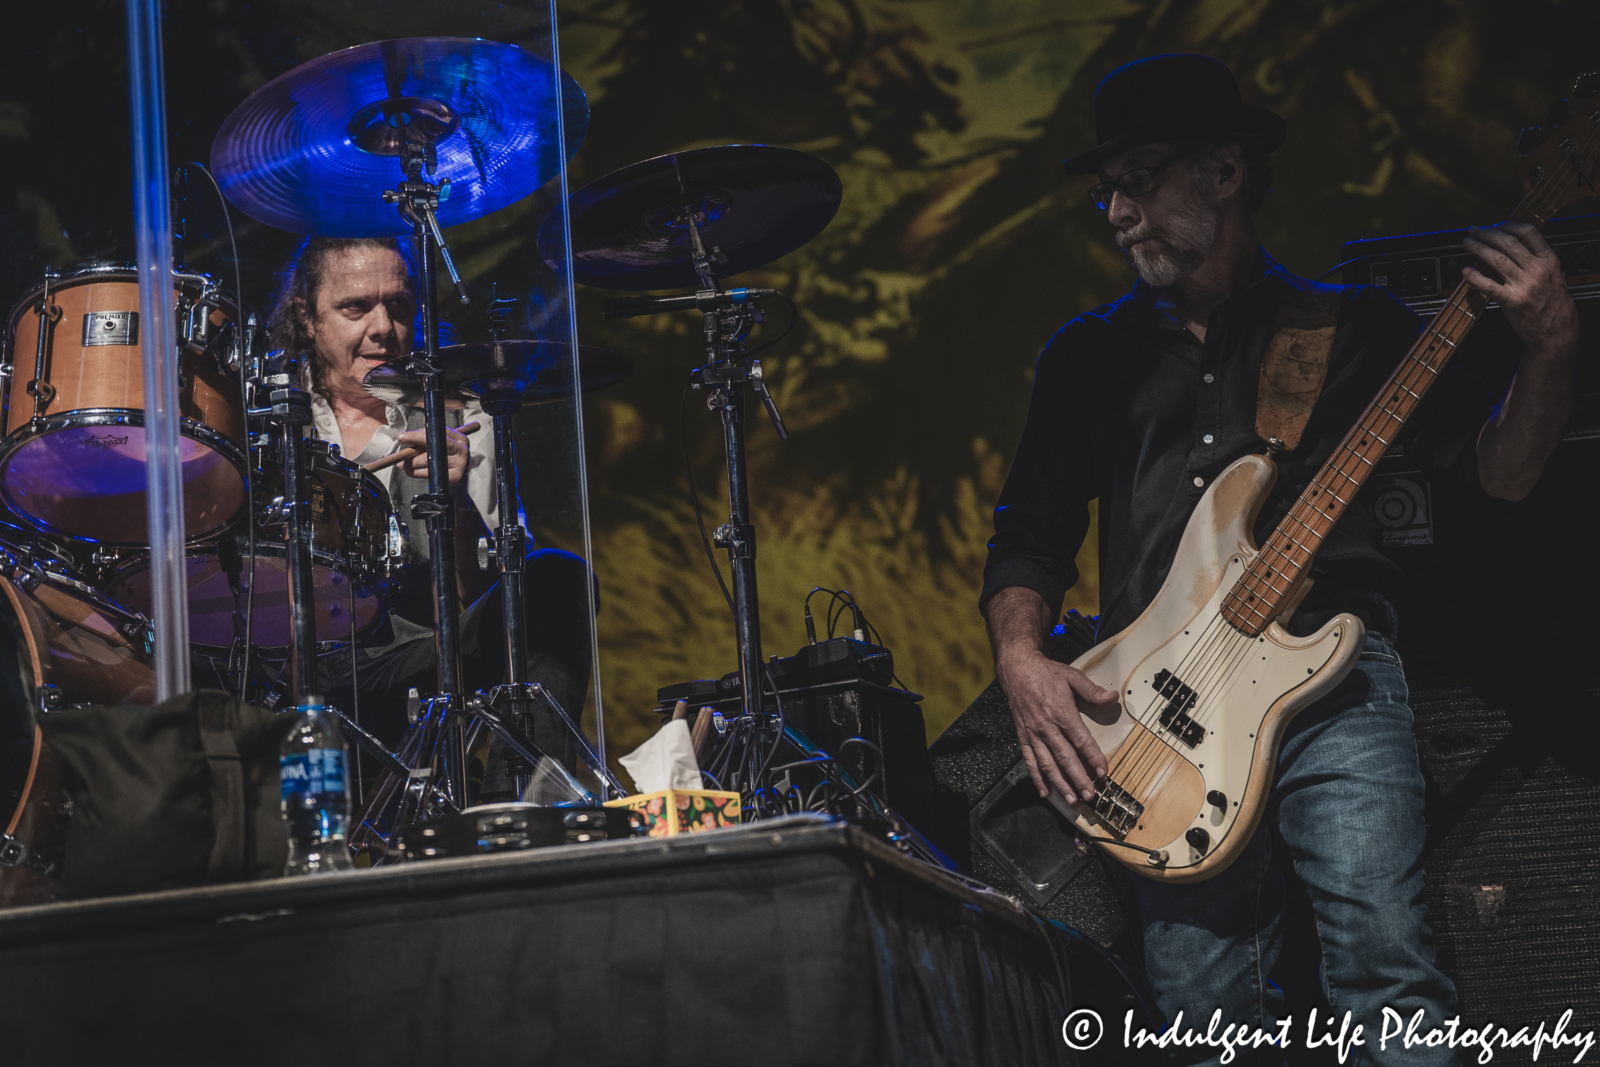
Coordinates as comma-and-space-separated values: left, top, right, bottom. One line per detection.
982, 54, 1576, 1064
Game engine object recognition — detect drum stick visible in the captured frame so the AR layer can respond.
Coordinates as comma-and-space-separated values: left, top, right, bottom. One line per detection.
690, 706, 715, 760
362, 421, 481, 473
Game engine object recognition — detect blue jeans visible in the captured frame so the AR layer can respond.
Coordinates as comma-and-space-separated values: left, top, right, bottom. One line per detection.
1131, 634, 1458, 1067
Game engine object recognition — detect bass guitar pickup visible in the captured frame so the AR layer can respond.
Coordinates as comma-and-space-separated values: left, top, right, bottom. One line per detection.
1153, 668, 1205, 747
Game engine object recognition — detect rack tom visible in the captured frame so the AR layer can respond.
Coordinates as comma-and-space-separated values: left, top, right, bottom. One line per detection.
0, 264, 248, 544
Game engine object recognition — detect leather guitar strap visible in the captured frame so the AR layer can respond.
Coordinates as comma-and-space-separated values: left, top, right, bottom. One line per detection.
1255, 289, 1342, 450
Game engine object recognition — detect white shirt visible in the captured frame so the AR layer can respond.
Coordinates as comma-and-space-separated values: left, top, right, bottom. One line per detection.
307, 390, 500, 532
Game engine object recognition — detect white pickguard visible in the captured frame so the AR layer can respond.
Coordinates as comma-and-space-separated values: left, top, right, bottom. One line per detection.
1048, 455, 1365, 882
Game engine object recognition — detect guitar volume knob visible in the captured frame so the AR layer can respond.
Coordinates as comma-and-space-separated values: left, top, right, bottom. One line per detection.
1186, 826, 1211, 854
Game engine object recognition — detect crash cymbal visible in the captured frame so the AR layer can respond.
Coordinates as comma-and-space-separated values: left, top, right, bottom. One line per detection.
539, 144, 841, 290
362, 342, 632, 406
211, 38, 589, 237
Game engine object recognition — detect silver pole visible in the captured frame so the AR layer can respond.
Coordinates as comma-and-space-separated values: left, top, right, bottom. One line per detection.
547, 8, 605, 766
127, 0, 190, 699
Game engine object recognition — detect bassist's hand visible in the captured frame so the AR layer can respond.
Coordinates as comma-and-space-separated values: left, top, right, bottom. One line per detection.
1461, 222, 1579, 359
996, 652, 1119, 803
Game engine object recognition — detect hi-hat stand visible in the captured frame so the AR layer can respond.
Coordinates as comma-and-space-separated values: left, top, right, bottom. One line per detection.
468, 301, 626, 801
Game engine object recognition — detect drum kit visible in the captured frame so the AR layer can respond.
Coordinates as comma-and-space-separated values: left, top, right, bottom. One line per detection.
1, 34, 842, 898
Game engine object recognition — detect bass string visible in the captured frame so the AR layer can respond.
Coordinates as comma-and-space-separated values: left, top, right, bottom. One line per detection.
1233, 278, 1491, 622
1106, 610, 1239, 796
1116, 616, 1254, 802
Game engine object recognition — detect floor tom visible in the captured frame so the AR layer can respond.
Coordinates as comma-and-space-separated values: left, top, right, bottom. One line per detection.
0, 551, 156, 908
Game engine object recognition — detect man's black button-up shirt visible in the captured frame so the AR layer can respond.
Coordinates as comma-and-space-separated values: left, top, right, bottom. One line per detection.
981, 251, 1491, 640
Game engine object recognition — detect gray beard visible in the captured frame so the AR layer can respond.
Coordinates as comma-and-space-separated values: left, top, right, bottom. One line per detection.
1119, 208, 1218, 288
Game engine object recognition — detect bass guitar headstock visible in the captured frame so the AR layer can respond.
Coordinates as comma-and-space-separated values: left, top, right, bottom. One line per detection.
1515, 73, 1600, 222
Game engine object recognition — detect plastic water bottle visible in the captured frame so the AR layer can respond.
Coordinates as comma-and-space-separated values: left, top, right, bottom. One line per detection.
280, 704, 353, 875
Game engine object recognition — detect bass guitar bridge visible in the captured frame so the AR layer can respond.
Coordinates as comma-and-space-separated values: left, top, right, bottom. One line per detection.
1091, 777, 1143, 838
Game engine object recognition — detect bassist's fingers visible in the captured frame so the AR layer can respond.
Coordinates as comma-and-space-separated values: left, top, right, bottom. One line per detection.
1066, 668, 1119, 707
1460, 265, 1505, 298
1018, 743, 1050, 799
1039, 726, 1097, 801
1057, 721, 1108, 783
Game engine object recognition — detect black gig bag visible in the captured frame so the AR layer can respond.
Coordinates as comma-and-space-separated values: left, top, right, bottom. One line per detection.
38, 690, 297, 899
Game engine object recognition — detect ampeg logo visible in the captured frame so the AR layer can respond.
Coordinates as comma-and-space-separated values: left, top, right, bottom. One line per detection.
79, 433, 130, 449
1369, 470, 1433, 546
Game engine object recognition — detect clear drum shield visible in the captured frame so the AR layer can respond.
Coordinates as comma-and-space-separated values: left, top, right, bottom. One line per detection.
0, 3, 601, 741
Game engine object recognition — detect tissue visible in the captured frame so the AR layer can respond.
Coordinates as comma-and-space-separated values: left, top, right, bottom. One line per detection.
618, 719, 703, 794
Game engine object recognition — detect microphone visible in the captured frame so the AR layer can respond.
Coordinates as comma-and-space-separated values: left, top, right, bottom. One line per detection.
602, 287, 778, 320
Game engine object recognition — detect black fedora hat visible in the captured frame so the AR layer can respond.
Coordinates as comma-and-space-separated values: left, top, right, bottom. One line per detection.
1062, 53, 1286, 175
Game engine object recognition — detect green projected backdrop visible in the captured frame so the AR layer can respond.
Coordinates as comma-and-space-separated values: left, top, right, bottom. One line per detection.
3, 0, 1595, 763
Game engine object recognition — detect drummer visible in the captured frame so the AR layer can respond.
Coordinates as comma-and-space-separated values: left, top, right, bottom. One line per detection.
264, 236, 593, 781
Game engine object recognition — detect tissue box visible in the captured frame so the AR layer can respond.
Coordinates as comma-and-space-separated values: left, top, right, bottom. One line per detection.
604, 789, 741, 837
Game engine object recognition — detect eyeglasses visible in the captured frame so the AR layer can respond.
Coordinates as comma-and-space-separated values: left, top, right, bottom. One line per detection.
1087, 155, 1184, 211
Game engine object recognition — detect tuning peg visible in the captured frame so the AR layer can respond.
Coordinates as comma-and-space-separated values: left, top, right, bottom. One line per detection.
1516, 125, 1547, 156
1572, 72, 1600, 99
1549, 98, 1572, 126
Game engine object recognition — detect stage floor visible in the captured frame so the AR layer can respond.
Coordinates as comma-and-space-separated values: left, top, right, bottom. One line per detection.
0, 816, 1142, 1066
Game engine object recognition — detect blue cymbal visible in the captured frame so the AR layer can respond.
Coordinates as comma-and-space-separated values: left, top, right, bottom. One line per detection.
540, 144, 842, 291
211, 38, 588, 237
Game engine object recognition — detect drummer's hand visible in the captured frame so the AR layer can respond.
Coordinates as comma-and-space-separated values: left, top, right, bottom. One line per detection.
396, 427, 472, 498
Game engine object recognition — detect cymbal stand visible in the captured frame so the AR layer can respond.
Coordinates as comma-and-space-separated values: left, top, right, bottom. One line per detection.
383, 136, 472, 807
470, 301, 625, 801
682, 210, 788, 792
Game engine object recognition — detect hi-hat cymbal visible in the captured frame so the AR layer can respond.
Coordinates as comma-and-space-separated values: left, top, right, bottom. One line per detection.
539, 144, 842, 290
211, 38, 589, 237
363, 342, 632, 406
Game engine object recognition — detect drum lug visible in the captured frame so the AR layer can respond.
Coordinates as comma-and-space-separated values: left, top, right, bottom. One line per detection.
260, 495, 289, 526
119, 619, 155, 654
0, 832, 31, 869
13, 562, 43, 593
35, 684, 63, 715
0, 831, 62, 878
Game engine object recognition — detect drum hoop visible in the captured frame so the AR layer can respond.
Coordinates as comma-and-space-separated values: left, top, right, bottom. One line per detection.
0, 410, 248, 546
36, 568, 146, 626
262, 436, 397, 516
106, 538, 387, 586
4, 725, 42, 837
3, 264, 245, 366
105, 540, 390, 653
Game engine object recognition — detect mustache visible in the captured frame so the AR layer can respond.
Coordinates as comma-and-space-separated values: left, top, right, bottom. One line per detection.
1115, 223, 1165, 251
